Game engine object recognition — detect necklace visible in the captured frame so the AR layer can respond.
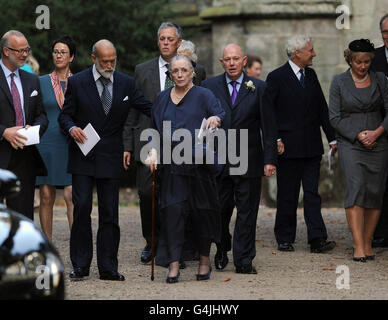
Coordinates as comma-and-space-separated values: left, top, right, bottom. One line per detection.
172, 84, 193, 100
350, 70, 369, 83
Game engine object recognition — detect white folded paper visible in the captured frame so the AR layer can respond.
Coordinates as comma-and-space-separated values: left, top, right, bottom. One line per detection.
197, 118, 217, 140
76, 123, 100, 156
17, 125, 40, 146
328, 148, 334, 170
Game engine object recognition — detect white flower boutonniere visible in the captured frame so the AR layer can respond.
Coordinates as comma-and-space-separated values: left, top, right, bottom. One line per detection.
245, 80, 255, 92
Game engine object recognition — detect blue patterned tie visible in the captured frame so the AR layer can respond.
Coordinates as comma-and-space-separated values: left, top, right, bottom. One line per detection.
100, 77, 112, 115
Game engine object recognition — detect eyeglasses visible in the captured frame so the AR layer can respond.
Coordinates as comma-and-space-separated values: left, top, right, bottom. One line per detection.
382, 30, 388, 36
52, 50, 69, 56
6, 47, 31, 55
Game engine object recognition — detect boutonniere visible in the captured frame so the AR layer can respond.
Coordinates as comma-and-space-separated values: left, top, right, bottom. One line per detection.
245, 80, 255, 92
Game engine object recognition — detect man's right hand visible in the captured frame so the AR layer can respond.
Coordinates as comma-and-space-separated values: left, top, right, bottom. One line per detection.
2, 126, 27, 150
70, 127, 88, 144
277, 140, 285, 155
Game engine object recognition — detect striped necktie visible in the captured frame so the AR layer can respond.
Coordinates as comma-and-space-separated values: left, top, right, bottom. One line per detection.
299, 69, 306, 88
100, 77, 112, 115
164, 64, 175, 89
10, 73, 24, 126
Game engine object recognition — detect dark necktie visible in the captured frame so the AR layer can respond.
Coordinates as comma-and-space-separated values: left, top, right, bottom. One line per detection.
231, 81, 238, 104
100, 77, 112, 115
164, 64, 174, 89
299, 69, 306, 88
10, 73, 24, 126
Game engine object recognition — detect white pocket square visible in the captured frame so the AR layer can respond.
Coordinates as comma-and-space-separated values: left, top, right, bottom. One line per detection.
123, 96, 128, 101
30, 90, 38, 97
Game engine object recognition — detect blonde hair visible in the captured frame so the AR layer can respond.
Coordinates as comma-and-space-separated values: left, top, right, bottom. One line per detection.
25, 54, 40, 75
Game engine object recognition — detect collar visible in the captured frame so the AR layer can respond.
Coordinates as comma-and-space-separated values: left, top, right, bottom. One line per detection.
385, 47, 388, 61
289, 60, 304, 75
225, 72, 244, 85
92, 64, 114, 83
159, 55, 169, 69
0, 59, 20, 79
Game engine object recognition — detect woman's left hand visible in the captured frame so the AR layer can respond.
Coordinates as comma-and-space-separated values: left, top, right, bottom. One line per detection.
359, 130, 379, 148
206, 116, 221, 130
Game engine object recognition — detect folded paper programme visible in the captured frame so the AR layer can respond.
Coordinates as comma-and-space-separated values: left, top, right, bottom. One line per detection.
17, 125, 40, 146
76, 123, 100, 156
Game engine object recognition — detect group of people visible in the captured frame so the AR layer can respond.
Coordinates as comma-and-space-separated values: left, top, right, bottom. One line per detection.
0, 13, 388, 284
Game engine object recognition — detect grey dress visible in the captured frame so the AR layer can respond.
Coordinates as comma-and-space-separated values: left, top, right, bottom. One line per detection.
329, 70, 388, 209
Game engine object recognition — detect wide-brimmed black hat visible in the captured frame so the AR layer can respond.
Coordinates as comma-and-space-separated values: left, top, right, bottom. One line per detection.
348, 39, 375, 52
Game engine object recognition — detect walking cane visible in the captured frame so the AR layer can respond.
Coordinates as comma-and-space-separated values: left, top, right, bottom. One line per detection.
151, 167, 156, 281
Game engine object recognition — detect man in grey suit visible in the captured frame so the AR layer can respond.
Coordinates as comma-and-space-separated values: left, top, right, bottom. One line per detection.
0, 30, 48, 220
124, 22, 206, 264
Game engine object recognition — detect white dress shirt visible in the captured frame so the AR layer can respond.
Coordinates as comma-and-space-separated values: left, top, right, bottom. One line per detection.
92, 64, 114, 98
159, 55, 169, 91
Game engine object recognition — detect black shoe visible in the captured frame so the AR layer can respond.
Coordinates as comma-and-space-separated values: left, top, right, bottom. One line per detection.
365, 255, 375, 261
99, 271, 125, 281
196, 266, 212, 281
141, 244, 152, 263
310, 239, 336, 253
235, 265, 257, 274
166, 271, 180, 284
69, 267, 89, 280
372, 238, 388, 248
214, 250, 229, 270
277, 243, 294, 252
353, 256, 367, 262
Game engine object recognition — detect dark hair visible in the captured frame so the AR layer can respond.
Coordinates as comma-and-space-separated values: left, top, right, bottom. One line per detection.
51, 35, 76, 57
380, 14, 388, 31
246, 55, 262, 68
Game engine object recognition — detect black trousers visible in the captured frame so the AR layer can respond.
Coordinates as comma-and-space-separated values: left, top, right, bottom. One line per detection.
274, 156, 327, 244
374, 178, 388, 239
5, 149, 36, 220
70, 174, 120, 274
217, 174, 261, 268
136, 161, 160, 246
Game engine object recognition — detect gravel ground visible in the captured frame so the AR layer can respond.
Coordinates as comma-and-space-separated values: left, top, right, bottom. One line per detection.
39, 190, 388, 300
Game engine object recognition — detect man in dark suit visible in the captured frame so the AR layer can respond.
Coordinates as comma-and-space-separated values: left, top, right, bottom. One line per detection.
0, 30, 48, 220
58, 40, 151, 281
202, 44, 278, 274
123, 22, 206, 264
263, 35, 337, 253
371, 13, 388, 248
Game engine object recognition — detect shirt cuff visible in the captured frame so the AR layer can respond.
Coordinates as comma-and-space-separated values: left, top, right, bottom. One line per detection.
277, 138, 282, 142
329, 140, 337, 145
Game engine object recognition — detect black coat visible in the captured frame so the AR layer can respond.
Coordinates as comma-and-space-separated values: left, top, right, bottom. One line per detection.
263, 62, 336, 159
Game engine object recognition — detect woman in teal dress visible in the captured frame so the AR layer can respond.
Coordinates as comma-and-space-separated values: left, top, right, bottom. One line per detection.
36, 36, 76, 240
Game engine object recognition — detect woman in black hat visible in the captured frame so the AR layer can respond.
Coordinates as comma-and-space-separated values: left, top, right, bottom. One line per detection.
329, 39, 388, 262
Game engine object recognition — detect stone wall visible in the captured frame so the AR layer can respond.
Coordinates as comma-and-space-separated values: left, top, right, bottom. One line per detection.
172, 0, 388, 207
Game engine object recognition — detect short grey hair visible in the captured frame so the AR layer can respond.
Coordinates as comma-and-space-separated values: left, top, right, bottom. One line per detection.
157, 22, 182, 40
285, 35, 313, 59
177, 40, 198, 62
0, 30, 26, 58
168, 54, 194, 71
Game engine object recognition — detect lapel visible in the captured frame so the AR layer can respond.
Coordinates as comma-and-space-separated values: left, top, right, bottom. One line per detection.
216, 73, 233, 109
19, 70, 30, 118
0, 66, 14, 109
82, 67, 106, 119
233, 73, 250, 109
148, 57, 161, 95
283, 62, 305, 100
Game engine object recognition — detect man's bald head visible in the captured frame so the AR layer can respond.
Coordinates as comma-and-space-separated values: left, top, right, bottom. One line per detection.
91, 39, 117, 79
220, 43, 247, 80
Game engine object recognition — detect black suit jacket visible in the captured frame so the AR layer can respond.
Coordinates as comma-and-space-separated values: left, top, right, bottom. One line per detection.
263, 62, 336, 159
123, 57, 207, 161
371, 46, 388, 76
201, 72, 277, 177
0, 66, 48, 175
58, 67, 151, 179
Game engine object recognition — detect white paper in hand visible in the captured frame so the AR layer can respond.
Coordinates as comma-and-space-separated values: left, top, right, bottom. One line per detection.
76, 123, 100, 156
328, 148, 334, 170
17, 125, 40, 146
